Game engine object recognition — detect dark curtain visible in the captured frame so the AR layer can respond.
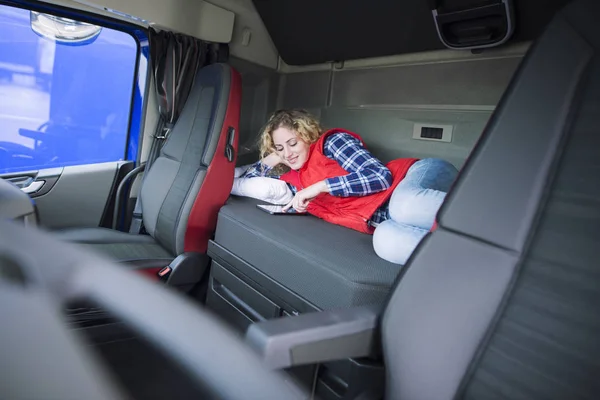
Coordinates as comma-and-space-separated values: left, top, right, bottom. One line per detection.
148, 28, 229, 138
149, 28, 205, 137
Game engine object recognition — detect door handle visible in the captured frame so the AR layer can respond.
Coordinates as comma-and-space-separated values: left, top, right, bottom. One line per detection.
4, 170, 60, 198
6, 176, 33, 189
21, 180, 45, 195
5, 176, 46, 194
225, 126, 235, 162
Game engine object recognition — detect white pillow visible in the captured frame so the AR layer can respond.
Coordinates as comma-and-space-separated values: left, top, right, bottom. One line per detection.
234, 165, 251, 178
231, 176, 294, 205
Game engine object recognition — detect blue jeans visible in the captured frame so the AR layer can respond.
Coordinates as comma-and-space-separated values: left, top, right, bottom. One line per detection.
373, 158, 458, 264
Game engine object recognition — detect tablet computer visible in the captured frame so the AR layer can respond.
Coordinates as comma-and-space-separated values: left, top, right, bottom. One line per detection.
256, 204, 306, 215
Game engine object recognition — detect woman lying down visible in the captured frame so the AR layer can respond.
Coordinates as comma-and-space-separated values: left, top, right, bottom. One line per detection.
237, 109, 458, 265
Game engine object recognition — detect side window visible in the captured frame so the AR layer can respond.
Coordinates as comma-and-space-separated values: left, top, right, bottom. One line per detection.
0, 5, 138, 174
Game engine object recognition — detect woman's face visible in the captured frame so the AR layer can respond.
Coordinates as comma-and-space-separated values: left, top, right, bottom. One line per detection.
272, 126, 311, 170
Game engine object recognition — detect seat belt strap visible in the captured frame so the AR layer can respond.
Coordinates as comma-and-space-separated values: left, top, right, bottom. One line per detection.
128, 211, 144, 234
129, 119, 172, 233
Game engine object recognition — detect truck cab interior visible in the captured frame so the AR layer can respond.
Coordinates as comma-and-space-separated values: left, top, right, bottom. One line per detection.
1, 0, 599, 399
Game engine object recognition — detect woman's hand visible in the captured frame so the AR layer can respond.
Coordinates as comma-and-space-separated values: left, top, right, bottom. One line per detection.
282, 180, 329, 213
262, 152, 284, 168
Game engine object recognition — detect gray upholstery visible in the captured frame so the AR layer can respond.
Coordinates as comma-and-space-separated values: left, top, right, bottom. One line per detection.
382, 1, 600, 399
56, 228, 162, 244
55, 228, 172, 261
214, 196, 401, 310
57, 63, 232, 262
440, 16, 592, 252
462, 4, 600, 398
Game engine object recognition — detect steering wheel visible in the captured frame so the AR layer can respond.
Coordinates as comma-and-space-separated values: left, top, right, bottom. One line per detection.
0, 220, 300, 400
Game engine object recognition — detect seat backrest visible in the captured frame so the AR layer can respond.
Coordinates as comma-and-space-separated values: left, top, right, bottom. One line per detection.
140, 63, 241, 256
382, 1, 600, 399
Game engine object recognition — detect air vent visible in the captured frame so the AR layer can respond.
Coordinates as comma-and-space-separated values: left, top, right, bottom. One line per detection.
412, 123, 453, 143
421, 127, 444, 140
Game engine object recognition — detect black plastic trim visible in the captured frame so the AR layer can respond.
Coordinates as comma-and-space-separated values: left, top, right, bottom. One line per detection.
207, 240, 319, 315
431, 0, 515, 50
30, 176, 59, 198
211, 261, 281, 320
100, 161, 135, 228
165, 252, 209, 287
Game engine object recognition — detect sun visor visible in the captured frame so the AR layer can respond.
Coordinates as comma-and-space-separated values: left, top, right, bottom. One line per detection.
195, 1, 234, 43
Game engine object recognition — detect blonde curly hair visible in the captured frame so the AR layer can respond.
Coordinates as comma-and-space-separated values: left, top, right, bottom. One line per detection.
259, 109, 323, 158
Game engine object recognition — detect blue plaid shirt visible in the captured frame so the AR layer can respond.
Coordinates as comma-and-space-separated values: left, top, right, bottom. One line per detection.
242, 132, 392, 224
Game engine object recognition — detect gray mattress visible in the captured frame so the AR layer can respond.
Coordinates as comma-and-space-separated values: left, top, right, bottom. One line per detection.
213, 196, 403, 310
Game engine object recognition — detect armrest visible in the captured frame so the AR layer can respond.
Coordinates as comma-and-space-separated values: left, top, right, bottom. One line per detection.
245, 305, 381, 369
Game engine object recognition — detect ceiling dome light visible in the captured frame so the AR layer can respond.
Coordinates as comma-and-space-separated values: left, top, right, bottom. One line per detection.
30, 11, 102, 44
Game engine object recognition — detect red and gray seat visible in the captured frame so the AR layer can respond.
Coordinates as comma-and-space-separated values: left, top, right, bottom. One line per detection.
57, 63, 241, 285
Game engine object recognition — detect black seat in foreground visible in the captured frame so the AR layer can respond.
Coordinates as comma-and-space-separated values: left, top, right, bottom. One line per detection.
57, 63, 242, 287
243, 1, 600, 398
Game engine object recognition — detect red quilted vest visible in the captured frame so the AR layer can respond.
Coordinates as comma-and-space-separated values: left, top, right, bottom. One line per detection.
280, 129, 418, 234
